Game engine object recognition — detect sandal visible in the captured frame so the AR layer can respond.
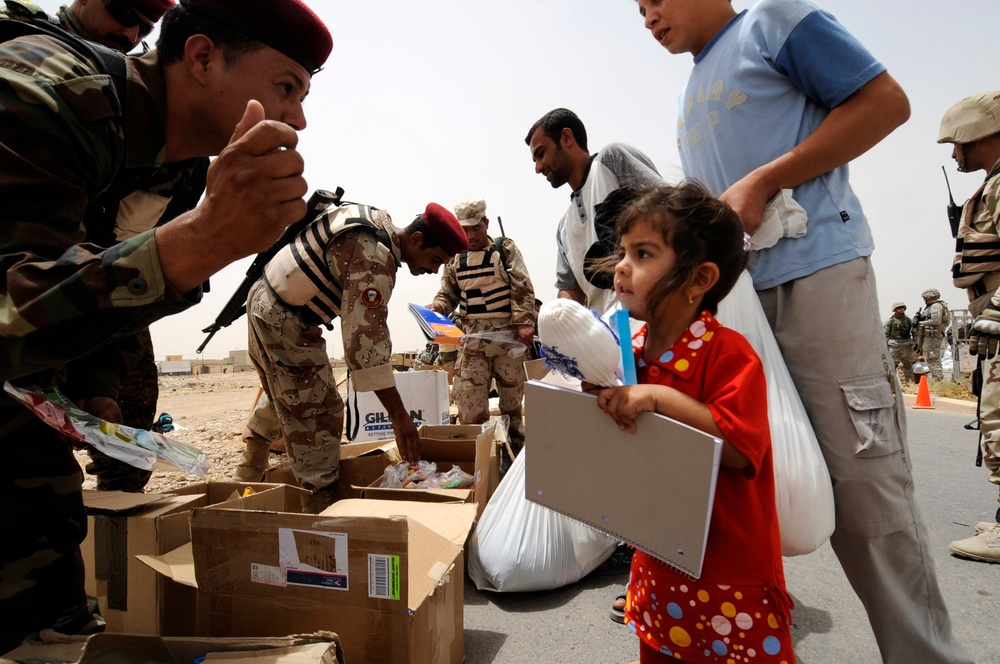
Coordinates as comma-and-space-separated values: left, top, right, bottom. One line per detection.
610, 590, 627, 624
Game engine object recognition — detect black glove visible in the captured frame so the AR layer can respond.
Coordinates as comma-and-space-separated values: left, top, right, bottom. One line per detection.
970, 303, 1000, 358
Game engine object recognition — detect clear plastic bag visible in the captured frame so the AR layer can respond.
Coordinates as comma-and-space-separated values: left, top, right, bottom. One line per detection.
379, 460, 475, 490
3, 382, 209, 476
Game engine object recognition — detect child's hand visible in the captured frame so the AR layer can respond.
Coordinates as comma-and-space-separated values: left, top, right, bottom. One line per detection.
595, 385, 656, 433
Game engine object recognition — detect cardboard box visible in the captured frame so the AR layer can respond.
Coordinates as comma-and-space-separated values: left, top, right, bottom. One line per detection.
523, 380, 722, 579
264, 440, 403, 500
80, 482, 308, 636
1, 632, 344, 664
142, 500, 476, 664
362, 422, 498, 521
345, 371, 451, 442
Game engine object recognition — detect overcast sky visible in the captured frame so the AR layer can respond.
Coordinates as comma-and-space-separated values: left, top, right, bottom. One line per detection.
33, 0, 999, 359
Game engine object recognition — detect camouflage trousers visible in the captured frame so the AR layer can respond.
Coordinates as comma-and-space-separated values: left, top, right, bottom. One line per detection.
887, 340, 916, 383
234, 390, 285, 481
246, 280, 343, 491
0, 400, 89, 652
923, 334, 945, 380
977, 356, 1000, 503
85, 328, 157, 492
452, 320, 527, 444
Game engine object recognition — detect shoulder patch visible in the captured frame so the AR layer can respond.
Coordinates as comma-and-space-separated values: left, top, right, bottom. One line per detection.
361, 287, 383, 308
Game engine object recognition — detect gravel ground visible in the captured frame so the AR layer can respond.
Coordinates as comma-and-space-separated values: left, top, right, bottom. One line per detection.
72, 371, 291, 493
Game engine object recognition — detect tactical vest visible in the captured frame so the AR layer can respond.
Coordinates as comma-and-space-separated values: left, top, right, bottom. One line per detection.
885, 315, 911, 340
265, 204, 395, 324
454, 244, 512, 319
953, 166, 1000, 288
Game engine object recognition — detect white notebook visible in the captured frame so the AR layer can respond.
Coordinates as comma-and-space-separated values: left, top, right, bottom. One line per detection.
523, 380, 722, 579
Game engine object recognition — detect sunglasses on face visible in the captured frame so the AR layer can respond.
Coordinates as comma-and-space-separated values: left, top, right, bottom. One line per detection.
102, 0, 154, 38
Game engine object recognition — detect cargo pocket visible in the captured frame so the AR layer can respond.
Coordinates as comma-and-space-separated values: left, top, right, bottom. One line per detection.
839, 374, 902, 457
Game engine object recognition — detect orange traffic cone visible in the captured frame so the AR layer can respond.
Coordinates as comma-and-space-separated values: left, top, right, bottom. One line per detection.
913, 375, 934, 409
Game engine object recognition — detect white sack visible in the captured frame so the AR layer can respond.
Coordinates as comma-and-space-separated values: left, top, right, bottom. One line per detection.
466, 447, 618, 592
717, 271, 835, 556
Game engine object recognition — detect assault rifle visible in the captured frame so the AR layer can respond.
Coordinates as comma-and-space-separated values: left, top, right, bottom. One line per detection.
196, 187, 344, 353
943, 166, 963, 238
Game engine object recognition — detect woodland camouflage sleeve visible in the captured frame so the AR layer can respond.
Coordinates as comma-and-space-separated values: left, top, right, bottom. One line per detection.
0, 36, 191, 380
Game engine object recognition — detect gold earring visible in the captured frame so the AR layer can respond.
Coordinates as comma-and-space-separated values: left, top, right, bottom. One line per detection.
688, 295, 693, 305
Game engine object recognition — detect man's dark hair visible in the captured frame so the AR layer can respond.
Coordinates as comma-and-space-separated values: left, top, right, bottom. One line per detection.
156, 4, 260, 67
524, 108, 588, 152
404, 215, 442, 249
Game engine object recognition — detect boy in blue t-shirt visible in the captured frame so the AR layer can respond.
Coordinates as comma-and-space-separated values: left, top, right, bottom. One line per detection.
633, 0, 971, 661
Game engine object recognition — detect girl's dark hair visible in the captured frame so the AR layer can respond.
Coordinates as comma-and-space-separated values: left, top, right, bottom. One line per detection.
616, 180, 748, 316
157, 4, 261, 67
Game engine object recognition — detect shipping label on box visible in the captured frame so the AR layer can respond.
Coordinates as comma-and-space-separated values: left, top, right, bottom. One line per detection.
346, 370, 450, 442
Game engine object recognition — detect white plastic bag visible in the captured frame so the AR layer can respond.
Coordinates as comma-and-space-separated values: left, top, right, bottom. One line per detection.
466, 447, 618, 592
716, 272, 835, 556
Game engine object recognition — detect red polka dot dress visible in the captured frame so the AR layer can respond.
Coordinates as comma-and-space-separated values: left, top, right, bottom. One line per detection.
625, 313, 795, 663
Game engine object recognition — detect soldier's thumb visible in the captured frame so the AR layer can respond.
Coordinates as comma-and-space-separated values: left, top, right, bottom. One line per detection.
228, 100, 266, 146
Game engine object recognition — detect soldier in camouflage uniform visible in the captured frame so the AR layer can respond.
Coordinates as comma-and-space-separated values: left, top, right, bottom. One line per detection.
1, 0, 169, 53
884, 301, 915, 383
237, 203, 468, 512
3, 0, 176, 493
938, 90, 1000, 560
0, 0, 332, 650
918, 288, 951, 381
427, 199, 536, 450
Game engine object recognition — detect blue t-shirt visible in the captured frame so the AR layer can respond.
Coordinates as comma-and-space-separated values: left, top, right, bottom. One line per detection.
678, 0, 886, 290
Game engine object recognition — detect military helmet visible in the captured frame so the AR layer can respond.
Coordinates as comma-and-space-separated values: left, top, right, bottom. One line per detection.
922, 288, 940, 299
892, 301, 906, 310
938, 90, 1000, 144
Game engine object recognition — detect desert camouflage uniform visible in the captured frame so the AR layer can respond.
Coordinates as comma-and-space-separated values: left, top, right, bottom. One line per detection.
955, 158, 1000, 493
243, 213, 402, 495
0, 30, 206, 650
884, 314, 915, 382
919, 300, 950, 380
432, 237, 535, 445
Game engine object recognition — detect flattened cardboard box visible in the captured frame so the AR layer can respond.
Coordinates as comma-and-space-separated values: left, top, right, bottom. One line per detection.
80, 481, 307, 636
143, 500, 476, 664
1, 631, 344, 664
361, 422, 498, 521
523, 380, 722, 579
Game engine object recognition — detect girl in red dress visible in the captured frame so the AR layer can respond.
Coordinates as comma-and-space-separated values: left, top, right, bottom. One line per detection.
589, 181, 794, 664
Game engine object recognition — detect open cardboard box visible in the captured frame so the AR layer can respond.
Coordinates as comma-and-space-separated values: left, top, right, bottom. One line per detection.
264, 439, 403, 500
80, 481, 308, 636
139, 499, 477, 664
360, 422, 498, 521
1, 631, 344, 664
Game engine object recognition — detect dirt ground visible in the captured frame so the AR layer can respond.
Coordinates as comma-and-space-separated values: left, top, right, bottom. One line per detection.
75, 371, 275, 493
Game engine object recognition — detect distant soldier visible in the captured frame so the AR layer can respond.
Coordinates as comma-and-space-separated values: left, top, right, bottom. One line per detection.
427, 199, 536, 452
918, 288, 951, 380
885, 301, 915, 383
235, 202, 468, 512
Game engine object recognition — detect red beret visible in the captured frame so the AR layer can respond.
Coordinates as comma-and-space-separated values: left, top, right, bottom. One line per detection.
179, 0, 332, 74
130, 0, 174, 22
422, 202, 469, 256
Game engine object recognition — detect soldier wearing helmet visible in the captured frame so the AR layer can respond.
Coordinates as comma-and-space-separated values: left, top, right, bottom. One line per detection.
938, 90, 1000, 562
885, 301, 915, 382
917, 288, 950, 380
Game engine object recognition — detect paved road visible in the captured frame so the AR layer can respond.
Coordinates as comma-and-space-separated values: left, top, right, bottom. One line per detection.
463, 402, 999, 664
